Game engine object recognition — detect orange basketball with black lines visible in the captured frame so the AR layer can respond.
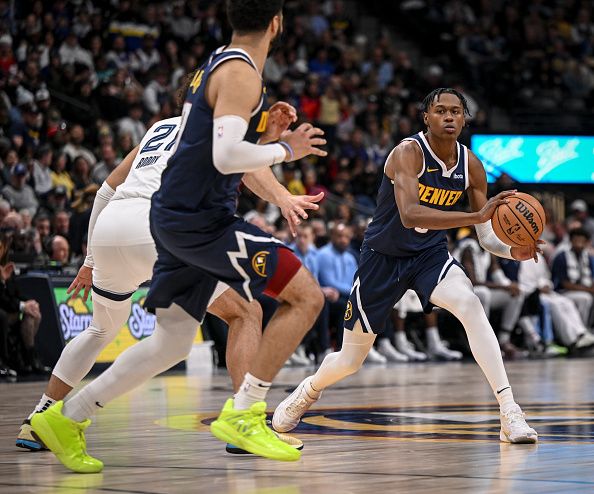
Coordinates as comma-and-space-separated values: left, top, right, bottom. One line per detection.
492, 192, 546, 247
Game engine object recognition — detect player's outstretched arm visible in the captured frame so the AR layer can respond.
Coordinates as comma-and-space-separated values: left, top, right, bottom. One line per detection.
242, 167, 324, 235
467, 151, 543, 262
68, 145, 140, 301
391, 141, 513, 230
208, 60, 326, 174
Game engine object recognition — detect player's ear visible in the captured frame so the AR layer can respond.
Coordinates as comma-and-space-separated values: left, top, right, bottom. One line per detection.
423, 112, 428, 126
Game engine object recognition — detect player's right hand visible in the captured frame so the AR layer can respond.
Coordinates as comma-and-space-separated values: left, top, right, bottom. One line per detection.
67, 265, 93, 302
476, 189, 517, 223
280, 123, 327, 161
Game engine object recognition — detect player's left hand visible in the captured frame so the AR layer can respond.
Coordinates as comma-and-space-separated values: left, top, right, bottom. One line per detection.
280, 191, 324, 236
260, 102, 297, 143
67, 265, 93, 301
511, 239, 545, 262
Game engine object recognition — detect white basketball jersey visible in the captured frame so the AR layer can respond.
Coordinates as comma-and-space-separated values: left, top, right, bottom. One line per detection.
112, 116, 182, 201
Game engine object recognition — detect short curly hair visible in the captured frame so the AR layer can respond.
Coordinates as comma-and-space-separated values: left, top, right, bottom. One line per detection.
226, 0, 284, 34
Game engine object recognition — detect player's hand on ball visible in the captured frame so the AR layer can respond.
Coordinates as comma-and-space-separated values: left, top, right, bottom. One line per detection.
67, 265, 93, 301
260, 102, 297, 143
280, 123, 327, 161
280, 191, 324, 236
511, 239, 545, 263
476, 189, 517, 223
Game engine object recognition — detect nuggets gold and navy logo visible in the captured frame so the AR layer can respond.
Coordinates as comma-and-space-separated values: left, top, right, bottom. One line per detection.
157, 403, 594, 443
251, 250, 270, 277
344, 301, 353, 321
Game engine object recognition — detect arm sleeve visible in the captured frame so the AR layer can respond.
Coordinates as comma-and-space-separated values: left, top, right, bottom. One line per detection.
212, 115, 287, 174
474, 220, 514, 260
83, 182, 115, 268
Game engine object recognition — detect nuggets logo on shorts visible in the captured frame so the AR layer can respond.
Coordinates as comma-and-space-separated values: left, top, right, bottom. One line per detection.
252, 250, 270, 277
344, 301, 353, 321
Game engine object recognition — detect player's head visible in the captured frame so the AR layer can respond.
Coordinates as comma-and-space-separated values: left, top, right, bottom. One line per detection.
174, 70, 195, 112
226, 0, 284, 52
569, 227, 590, 255
422, 88, 470, 139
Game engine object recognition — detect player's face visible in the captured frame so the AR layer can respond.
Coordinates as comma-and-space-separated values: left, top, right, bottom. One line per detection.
424, 93, 465, 139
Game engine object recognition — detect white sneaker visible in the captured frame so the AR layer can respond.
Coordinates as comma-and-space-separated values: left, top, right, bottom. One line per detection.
500, 404, 538, 443
272, 376, 320, 433
287, 346, 311, 366
428, 341, 463, 361
395, 338, 427, 361
377, 339, 409, 362
575, 331, 594, 349
365, 346, 388, 364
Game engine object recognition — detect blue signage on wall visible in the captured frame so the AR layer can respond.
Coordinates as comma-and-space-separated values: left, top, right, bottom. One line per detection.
471, 134, 594, 183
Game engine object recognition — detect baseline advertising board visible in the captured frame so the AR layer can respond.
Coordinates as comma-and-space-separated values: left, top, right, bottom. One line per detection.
470, 134, 594, 183
53, 287, 203, 363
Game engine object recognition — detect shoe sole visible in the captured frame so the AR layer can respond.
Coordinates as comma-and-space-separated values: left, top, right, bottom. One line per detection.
499, 430, 538, 444
226, 433, 304, 454
15, 438, 45, 451
211, 420, 300, 462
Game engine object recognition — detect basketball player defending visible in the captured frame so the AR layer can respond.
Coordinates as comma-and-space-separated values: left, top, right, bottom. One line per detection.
273, 88, 540, 444
30, 0, 326, 471
18, 102, 319, 454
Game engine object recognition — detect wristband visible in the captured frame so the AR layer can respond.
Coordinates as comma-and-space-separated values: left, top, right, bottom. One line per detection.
278, 141, 294, 162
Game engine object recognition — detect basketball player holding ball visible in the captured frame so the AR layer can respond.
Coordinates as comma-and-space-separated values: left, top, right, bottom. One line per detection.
274, 88, 543, 444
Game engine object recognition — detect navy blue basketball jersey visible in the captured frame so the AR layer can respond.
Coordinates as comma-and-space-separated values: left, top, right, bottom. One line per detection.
365, 132, 469, 257
151, 46, 269, 239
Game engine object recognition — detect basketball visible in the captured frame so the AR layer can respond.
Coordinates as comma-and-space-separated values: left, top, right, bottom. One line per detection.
492, 192, 546, 247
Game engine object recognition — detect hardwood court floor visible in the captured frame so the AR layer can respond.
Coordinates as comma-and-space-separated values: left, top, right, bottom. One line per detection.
2, 359, 594, 494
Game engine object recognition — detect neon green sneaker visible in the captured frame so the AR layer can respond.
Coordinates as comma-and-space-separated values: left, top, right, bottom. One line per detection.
30, 401, 103, 473
210, 399, 301, 462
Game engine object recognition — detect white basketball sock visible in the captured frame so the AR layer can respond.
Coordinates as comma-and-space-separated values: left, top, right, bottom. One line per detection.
28, 394, 56, 419
234, 373, 271, 410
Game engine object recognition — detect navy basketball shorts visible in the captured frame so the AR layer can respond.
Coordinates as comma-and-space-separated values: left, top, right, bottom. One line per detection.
144, 216, 301, 322
343, 243, 461, 334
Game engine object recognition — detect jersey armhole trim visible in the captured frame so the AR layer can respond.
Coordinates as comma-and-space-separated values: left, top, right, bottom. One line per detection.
399, 138, 426, 178
208, 54, 264, 116
464, 145, 469, 190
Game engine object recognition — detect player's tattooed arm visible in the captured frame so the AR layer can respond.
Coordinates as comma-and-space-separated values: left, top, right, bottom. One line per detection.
390, 142, 510, 230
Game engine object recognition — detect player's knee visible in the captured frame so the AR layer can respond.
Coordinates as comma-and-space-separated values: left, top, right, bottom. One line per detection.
304, 286, 325, 315
456, 292, 485, 322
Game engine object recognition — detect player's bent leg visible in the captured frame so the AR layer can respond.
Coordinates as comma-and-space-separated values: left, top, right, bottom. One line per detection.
207, 287, 262, 392
247, 265, 324, 383
31, 304, 198, 473
17, 295, 133, 451
429, 266, 537, 444
208, 287, 303, 454
212, 265, 323, 462
273, 321, 375, 433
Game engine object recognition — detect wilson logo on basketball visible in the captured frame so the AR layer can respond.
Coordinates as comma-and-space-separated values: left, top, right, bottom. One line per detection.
251, 251, 270, 277
515, 202, 540, 235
